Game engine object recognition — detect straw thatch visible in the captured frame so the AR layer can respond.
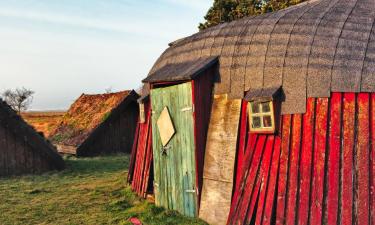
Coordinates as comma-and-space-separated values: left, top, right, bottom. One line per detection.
51, 91, 130, 146
146, 0, 375, 114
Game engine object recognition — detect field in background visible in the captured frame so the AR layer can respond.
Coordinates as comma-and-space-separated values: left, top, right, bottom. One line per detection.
0, 155, 207, 225
21, 111, 65, 137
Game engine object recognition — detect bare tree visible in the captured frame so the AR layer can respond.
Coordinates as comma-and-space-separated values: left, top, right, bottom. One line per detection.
2, 87, 35, 113
105, 86, 113, 94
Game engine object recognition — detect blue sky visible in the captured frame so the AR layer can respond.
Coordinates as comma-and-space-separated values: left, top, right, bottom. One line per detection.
0, 0, 211, 110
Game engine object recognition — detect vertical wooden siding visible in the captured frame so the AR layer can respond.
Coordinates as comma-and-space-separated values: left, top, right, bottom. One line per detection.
0, 124, 53, 176
192, 66, 215, 203
228, 93, 374, 225
129, 101, 153, 198
78, 102, 139, 156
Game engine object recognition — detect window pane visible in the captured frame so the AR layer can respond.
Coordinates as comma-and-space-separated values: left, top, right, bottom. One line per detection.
261, 102, 271, 113
252, 102, 260, 113
263, 116, 272, 128
252, 116, 261, 128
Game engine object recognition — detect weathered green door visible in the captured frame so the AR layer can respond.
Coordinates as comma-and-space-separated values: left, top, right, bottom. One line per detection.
151, 82, 197, 217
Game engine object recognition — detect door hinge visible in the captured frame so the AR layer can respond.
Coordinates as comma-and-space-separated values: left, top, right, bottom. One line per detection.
181, 105, 195, 113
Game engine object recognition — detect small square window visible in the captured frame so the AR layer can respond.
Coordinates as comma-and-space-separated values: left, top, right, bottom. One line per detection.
248, 101, 275, 133
252, 116, 261, 128
251, 102, 260, 113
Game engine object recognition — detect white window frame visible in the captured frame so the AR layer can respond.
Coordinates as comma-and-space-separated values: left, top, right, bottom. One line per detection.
248, 101, 275, 133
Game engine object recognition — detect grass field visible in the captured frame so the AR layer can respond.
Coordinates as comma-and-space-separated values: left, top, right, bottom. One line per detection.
0, 155, 207, 225
21, 111, 65, 137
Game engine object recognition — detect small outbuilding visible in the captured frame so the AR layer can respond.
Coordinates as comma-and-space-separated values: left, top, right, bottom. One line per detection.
0, 100, 64, 177
142, 57, 217, 217
133, 0, 375, 224
51, 90, 139, 156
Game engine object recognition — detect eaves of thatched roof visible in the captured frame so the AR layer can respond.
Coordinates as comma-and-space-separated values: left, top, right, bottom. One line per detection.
147, 0, 375, 114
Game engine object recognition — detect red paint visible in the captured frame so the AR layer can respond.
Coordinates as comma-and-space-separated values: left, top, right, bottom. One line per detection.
341, 93, 355, 225
262, 135, 282, 225
227, 133, 258, 224
285, 114, 302, 225
191, 67, 215, 206
357, 93, 370, 225
128, 121, 140, 183
235, 101, 249, 192
298, 98, 315, 225
326, 93, 342, 225
309, 98, 329, 225
228, 93, 374, 225
276, 115, 292, 225
129, 101, 153, 198
371, 94, 375, 225
254, 136, 275, 225
232, 135, 266, 224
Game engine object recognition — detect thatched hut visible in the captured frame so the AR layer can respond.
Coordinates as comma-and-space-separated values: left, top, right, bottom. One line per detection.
0, 100, 64, 177
132, 0, 375, 224
51, 90, 139, 156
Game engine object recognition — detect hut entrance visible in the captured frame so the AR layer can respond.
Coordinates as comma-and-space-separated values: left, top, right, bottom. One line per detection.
151, 82, 198, 217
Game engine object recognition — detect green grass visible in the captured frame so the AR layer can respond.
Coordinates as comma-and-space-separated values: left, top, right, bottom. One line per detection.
0, 155, 208, 225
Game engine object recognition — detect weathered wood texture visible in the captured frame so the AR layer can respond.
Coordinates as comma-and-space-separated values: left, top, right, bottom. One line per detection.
0, 101, 64, 177
199, 94, 241, 225
228, 93, 374, 225
151, 82, 198, 217
128, 101, 153, 198
192, 65, 215, 203
77, 93, 139, 156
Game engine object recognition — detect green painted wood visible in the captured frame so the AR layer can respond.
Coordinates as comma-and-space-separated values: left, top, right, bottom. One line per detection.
151, 82, 198, 217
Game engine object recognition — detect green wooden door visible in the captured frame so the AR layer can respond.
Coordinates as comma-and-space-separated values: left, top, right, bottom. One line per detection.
151, 82, 197, 217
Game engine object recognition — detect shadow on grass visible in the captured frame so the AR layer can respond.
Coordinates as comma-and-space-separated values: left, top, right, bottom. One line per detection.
60, 154, 130, 177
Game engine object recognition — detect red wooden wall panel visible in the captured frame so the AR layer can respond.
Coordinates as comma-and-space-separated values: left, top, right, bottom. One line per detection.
228, 93, 374, 225
128, 101, 153, 198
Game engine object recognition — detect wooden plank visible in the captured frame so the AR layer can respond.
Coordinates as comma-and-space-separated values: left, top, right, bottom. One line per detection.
150, 82, 198, 217
341, 93, 355, 225
262, 135, 282, 225
297, 98, 315, 225
127, 119, 140, 183
141, 117, 153, 198
234, 101, 248, 193
371, 93, 375, 225
285, 114, 302, 225
234, 135, 266, 224
326, 93, 342, 225
254, 136, 275, 225
356, 93, 370, 225
309, 98, 329, 225
199, 94, 241, 225
227, 134, 258, 224
276, 115, 292, 225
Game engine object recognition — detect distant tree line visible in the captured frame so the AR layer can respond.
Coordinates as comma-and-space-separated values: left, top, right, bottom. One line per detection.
199, 0, 307, 30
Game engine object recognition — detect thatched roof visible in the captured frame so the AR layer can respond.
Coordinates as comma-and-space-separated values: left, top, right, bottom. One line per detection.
143, 56, 218, 83
147, 0, 375, 114
0, 100, 65, 170
51, 91, 135, 147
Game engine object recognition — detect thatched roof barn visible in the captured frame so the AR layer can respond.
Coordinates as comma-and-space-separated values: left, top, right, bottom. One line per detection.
51, 90, 139, 156
132, 0, 375, 224
0, 100, 64, 177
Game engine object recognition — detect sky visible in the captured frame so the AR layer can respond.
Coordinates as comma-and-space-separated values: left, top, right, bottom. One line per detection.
0, 0, 212, 110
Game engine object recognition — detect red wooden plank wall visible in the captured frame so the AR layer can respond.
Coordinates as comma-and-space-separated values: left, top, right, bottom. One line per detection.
228, 93, 374, 225
128, 101, 153, 198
